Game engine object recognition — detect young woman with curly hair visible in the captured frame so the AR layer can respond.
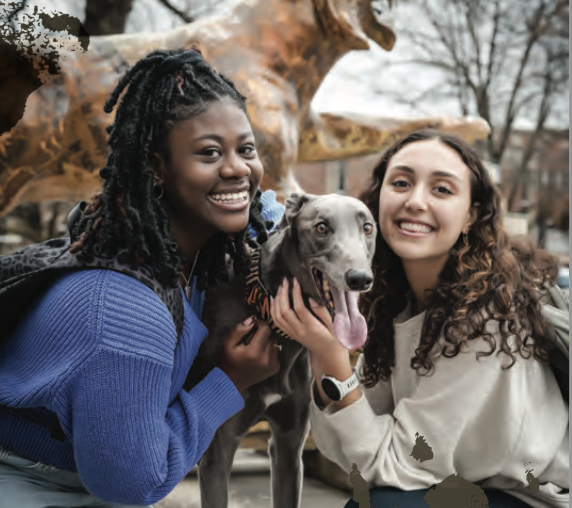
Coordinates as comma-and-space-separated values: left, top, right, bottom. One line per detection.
271, 130, 568, 508
0, 48, 284, 507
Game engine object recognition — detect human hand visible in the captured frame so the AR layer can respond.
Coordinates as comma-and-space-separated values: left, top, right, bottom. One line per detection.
270, 278, 347, 362
271, 278, 358, 407
218, 317, 280, 394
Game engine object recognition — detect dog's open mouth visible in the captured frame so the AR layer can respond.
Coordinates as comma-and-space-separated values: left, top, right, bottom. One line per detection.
312, 268, 335, 319
311, 268, 368, 351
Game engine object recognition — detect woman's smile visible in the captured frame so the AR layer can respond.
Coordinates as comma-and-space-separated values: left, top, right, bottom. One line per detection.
207, 187, 250, 210
394, 219, 435, 236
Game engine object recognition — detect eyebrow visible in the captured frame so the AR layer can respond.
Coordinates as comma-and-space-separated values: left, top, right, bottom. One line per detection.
194, 132, 253, 143
389, 164, 463, 183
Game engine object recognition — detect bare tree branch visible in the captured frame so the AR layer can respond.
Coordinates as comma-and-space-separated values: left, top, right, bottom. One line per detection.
506, 15, 566, 210
484, 0, 502, 90
494, 1, 547, 162
392, 0, 568, 215
465, 0, 484, 84
427, 7, 478, 97
156, 0, 194, 24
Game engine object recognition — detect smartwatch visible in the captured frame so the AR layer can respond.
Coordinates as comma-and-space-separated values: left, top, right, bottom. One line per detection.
321, 368, 360, 402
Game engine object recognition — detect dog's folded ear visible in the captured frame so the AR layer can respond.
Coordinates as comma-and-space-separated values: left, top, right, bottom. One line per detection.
283, 192, 313, 226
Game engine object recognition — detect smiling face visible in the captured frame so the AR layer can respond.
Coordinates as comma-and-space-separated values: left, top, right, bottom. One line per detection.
378, 139, 477, 267
155, 97, 263, 250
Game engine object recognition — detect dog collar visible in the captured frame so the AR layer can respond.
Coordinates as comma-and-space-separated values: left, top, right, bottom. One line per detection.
245, 248, 291, 341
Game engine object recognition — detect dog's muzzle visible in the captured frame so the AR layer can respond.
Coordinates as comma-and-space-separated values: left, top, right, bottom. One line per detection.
345, 269, 373, 291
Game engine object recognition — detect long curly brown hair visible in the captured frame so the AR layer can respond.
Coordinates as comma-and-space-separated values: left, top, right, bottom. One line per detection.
359, 130, 558, 388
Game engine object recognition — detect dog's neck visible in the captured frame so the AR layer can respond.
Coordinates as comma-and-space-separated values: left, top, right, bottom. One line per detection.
253, 229, 312, 395
258, 228, 321, 303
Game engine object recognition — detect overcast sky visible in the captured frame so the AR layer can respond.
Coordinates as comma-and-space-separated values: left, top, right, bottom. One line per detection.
13, 0, 570, 131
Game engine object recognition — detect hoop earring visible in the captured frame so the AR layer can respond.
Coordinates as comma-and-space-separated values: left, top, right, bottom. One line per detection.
154, 185, 164, 200
463, 232, 469, 246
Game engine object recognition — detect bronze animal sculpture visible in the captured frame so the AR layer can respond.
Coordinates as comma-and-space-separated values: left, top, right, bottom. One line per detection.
0, 0, 489, 215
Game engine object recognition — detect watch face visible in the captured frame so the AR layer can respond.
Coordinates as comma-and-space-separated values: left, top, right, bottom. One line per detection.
321, 378, 342, 401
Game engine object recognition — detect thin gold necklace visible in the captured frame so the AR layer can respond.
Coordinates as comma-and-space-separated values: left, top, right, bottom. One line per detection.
181, 250, 200, 301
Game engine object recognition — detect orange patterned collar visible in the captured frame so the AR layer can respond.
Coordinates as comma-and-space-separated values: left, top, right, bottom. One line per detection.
244, 248, 290, 341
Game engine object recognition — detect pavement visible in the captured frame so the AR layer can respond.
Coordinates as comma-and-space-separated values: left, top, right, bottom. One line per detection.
156, 449, 350, 508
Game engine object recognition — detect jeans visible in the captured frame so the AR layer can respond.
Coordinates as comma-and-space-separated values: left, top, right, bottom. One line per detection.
0, 445, 152, 508
344, 485, 532, 508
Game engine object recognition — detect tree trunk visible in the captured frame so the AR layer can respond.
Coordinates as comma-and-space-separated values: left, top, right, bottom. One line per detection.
83, 0, 134, 36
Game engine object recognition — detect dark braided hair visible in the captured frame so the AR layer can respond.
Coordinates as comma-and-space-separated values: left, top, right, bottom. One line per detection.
70, 48, 272, 289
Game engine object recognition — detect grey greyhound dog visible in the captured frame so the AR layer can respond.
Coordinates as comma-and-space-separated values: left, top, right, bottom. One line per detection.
183, 192, 377, 508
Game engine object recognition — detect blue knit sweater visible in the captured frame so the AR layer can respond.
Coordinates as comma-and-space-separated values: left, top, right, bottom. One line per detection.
0, 191, 285, 505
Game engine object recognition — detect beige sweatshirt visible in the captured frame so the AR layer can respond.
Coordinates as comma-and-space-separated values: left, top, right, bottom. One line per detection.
310, 306, 569, 508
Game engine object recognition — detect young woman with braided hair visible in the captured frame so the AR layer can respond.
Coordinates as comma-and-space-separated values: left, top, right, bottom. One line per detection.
0, 48, 284, 507
271, 131, 568, 508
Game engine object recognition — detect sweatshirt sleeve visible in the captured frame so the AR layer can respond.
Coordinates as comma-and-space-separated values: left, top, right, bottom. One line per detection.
53, 271, 244, 505
309, 336, 568, 491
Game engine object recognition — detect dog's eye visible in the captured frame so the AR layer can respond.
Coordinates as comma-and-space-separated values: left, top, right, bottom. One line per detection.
363, 223, 374, 235
315, 223, 329, 235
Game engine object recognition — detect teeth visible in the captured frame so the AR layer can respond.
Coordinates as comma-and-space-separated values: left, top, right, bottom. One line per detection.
400, 222, 431, 233
313, 270, 334, 310
322, 279, 334, 305
211, 191, 248, 203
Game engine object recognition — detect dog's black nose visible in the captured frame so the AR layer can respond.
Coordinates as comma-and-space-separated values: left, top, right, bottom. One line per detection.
345, 270, 373, 291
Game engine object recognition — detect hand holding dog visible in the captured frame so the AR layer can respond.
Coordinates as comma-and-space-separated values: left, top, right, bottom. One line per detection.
271, 278, 348, 364
218, 318, 280, 394
271, 278, 359, 409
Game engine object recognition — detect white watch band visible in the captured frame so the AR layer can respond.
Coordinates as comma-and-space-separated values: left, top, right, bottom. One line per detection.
339, 369, 360, 399
321, 368, 360, 401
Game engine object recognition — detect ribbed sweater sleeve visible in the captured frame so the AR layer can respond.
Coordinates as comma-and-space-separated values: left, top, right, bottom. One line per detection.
50, 270, 244, 504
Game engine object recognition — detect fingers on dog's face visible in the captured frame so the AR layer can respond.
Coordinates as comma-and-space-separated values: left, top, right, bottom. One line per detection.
271, 280, 292, 334
293, 278, 314, 322
313, 305, 334, 334
309, 298, 332, 329
275, 278, 289, 315
292, 278, 303, 305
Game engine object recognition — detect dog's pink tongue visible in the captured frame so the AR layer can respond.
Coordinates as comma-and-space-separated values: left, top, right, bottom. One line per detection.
330, 286, 367, 351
